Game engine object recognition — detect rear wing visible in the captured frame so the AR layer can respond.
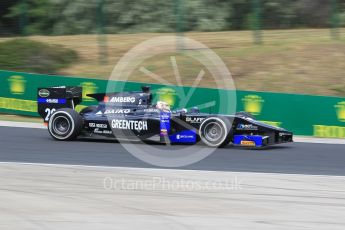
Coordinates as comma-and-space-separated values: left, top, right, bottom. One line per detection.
87, 86, 152, 107
37, 86, 82, 122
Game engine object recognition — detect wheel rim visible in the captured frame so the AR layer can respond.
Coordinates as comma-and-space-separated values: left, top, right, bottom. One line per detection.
52, 116, 71, 136
203, 122, 224, 143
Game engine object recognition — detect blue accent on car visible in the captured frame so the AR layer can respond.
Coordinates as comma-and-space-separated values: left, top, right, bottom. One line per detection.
160, 112, 171, 136
233, 135, 263, 147
169, 130, 197, 143
37, 98, 67, 104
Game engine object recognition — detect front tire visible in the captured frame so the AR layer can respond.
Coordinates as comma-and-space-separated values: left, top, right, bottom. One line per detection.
199, 117, 231, 148
48, 108, 83, 141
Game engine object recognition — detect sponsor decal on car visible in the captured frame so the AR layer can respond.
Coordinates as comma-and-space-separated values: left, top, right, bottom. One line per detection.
111, 119, 148, 131
279, 132, 289, 137
144, 108, 160, 113
37, 98, 66, 104
169, 130, 196, 143
234, 135, 263, 147
38, 89, 50, 98
236, 124, 258, 131
160, 112, 171, 120
176, 134, 194, 140
109, 97, 136, 103
240, 140, 256, 146
186, 117, 205, 124
93, 128, 112, 135
104, 109, 131, 114
89, 123, 108, 128
160, 112, 171, 136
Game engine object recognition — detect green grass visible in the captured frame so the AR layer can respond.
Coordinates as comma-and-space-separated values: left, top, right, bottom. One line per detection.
1, 29, 345, 96
0, 39, 78, 74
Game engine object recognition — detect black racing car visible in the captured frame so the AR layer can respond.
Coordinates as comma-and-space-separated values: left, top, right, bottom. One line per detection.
37, 86, 293, 148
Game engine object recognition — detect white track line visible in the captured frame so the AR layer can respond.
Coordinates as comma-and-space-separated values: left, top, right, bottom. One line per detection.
0, 121, 45, 129
294, 136, 345, 145
0, 120, 344, 144
0, 161, 343, 178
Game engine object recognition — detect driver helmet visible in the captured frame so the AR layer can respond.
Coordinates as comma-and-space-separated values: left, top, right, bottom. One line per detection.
156, 101, 170, 112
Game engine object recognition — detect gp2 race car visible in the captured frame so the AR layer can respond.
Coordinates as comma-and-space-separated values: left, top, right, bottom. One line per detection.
37, 86, 293, 148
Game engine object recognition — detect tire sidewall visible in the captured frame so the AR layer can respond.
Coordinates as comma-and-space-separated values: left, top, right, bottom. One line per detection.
199, 117, 230, 147
48, 109, 79, 140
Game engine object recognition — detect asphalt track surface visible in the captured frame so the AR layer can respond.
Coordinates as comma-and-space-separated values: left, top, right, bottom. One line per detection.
0, 126, 344, 176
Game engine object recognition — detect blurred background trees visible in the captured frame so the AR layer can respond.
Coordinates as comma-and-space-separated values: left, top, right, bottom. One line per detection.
1, 0, 345, 35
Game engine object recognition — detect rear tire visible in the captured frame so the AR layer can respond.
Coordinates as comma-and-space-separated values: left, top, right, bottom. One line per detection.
199, 117, 231, 148
48, 108, 83, 141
